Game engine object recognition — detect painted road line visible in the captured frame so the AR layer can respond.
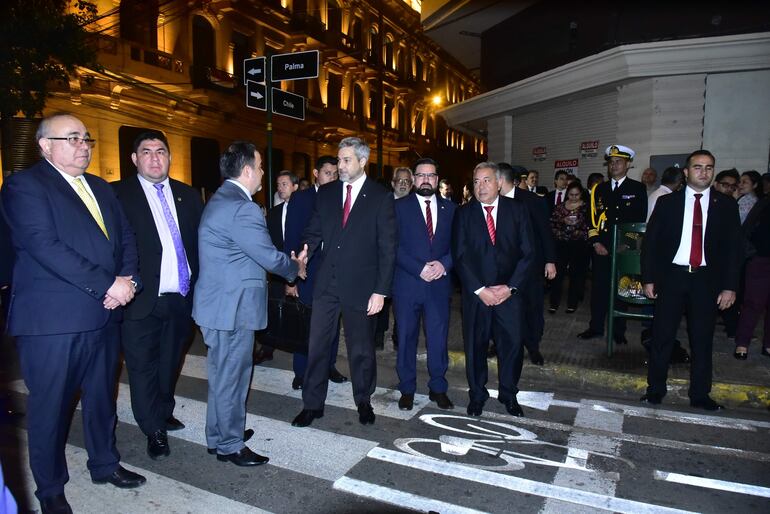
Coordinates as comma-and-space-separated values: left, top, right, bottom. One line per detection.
368, 447, 696, 514
181, 354, 428, 420
487, 389, 556, 411
14, 430, 266, 514
8, 379, 377, 482
590, 401, 769, 431
333, 476, 488, 514
654, 470, 770, 498
541, 399, 625, 514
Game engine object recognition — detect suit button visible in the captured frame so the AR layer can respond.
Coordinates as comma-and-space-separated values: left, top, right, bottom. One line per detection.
337, 245, 340, 249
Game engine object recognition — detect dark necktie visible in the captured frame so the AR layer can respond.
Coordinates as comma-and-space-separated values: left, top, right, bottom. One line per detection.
484, 205, 496, 245
689, 193, 703, 269
613, 180, 619, 191
153, 184, 190, 295
342, 183, 352, 227
556, 191, 563, 204
425, 200, 433, 242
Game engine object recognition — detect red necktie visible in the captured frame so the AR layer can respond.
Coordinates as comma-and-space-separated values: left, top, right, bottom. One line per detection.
425, 200, 434, 241
342, 184, 352, 227
689, 193, 703, 269
484, 205, 496, 245
556, 191, 563, 204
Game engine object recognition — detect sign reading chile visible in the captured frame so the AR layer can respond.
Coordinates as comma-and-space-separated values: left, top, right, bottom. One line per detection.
271, 50, 320, 81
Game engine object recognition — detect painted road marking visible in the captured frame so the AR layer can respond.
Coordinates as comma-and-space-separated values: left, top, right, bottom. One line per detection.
368, 447, 696, 514
333, 476, 488, 514
590, 401, 769, 431
654, 470, 770, 498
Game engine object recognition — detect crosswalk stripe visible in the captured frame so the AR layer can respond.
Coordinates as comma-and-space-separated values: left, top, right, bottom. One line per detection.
653, 470, 770, 498
13, 430, 267, 514
333, 476, 489, 514
181, 354, 429, 420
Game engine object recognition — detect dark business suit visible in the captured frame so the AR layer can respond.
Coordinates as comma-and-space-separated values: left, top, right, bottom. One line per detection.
641, 188, 741, 401
267, 201, 288, 299
112, 175, 203, 437
0, 196, 14, 318
545, 189, 567, 213
393, 193, 456, 394
1, 159, 139, 500
452, 196, 534, 405
301, 177, 396, 409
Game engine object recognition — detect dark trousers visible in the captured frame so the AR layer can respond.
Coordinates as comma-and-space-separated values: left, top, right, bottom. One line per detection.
462, 292, 523, 404
121, 294, 192, 436
588, 252, 627, 336
521, 264, 545, 354
647, 266, 719, 400
17, 325, 121, 500
735, 256, 770, 348
550, 240, 590, 309
292, 325, 340, 378
302, 278, 377, 410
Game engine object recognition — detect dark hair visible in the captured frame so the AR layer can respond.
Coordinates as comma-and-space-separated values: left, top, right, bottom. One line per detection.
587, 172, 604, 188
413, 157, 438, 171
566, 182, 584, 196
715, 168, 740, 183
220, 141, 257, 179
554, 170, 569, 181
661, 166, 684, 187
315, 155, 337, 170
132, 130, 170, 154
741, 170, 763, 197
438, 178, 452, 187
685, 149, 715, 169
277, 169, 299, 185
497, 162, 515, 184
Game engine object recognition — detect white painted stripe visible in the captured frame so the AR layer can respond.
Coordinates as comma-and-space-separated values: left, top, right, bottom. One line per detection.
486, 389, 555, 411
181, 354, 429, 419
8, 379, 377, 482
333, 476, 488, 514
14, 430, 266, 514
590, 401, 768, 431
368, 447, 697, 514
654, 470, 770, 498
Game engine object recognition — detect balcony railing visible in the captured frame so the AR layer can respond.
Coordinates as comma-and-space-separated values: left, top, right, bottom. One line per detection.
191, 64, 236, 91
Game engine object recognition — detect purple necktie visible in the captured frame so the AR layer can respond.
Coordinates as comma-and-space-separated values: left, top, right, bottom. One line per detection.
154, 184, 190, 296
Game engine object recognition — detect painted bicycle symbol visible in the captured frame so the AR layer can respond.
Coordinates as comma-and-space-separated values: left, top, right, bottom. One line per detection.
393, 414, 634, 473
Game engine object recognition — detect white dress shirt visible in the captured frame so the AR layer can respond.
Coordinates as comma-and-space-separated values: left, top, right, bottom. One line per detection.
227, 179, 252, 200
281, 199, 289, 240
672, 186, 710, 267
646, 184, 672, 222
474, 195, 500, 295
611, 176, 627, 191
342, 173, 367, 209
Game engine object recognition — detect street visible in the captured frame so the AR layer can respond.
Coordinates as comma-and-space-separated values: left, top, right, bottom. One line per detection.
2, 336, 769, 514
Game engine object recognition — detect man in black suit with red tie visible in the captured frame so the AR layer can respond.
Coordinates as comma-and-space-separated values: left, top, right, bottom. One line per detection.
292, 137, 396, 427
641, 150, 741, 411
452, 162, 534, 418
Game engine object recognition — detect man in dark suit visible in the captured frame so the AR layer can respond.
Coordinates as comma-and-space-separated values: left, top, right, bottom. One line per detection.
282, 156, 347, 389
499, 164, 556, 366
292, 137, 396, 427
2, 113, 145, 513
546, 170, 570, 212
452, 162, 534, 418
112, 130, 203, 460
641, 150, 741, 411
393, 158, 456, 411
578, 145, 647, 344
524, 170, 548, 196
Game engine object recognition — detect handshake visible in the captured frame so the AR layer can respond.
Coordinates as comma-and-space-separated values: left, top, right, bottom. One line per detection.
104, 275, 136, 310
290, 244, 309, 280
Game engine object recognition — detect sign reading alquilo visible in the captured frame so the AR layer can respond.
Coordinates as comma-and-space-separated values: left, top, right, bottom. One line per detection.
532, 146, 547, 161
554, 159, 579, 175
580, 140, 600, 158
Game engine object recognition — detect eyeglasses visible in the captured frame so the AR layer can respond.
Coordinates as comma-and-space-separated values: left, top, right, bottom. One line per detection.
47, 136, 96, 148
395, 179, 413, 185
716, 181, 737, 190
414, 173, 438, 180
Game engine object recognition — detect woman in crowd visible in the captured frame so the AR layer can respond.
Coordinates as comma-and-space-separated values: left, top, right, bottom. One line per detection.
548, 182, 590, 314
737, 170, 762, 224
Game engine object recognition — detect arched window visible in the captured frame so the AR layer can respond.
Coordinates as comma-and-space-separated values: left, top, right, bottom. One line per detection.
191, 15, 215, 87
327, 0, 342, 33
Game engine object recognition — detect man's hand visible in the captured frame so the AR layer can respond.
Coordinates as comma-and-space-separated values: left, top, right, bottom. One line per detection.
291, 244, 308, 280
487, 284, 512, 305
367, 293, 385, 315
477, 287, 498, 306
593, 242, 608, 256
544, 263, 556, 280
717, 290, 736, 310
643, 283, 657, 300
285, 284, 299, 297
419, 261, 446, 282
104, 275, 135, 309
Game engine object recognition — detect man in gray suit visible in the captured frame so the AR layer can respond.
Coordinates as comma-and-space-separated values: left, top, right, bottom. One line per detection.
193, 141, 306, 466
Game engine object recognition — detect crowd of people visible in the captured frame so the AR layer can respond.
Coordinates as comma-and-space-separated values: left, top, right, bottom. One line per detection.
1, 112, 768, 514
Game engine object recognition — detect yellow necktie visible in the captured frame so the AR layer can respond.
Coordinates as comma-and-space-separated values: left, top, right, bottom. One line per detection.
73, 177, 109, 239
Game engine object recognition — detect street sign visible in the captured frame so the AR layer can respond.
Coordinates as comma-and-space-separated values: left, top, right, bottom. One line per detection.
271, 50, 319, 81
272, 88, 305, 120
246, 81, 266, 111
243, 57, 265, 84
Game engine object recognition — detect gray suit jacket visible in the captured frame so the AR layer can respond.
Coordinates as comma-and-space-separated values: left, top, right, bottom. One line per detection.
193, 180, 298, 331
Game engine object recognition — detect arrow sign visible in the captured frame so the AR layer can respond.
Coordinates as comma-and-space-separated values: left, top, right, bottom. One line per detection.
271, 50, 319, 81
272, 88, 305, 120
243, 57, 265, 84
246, 81, 266, 111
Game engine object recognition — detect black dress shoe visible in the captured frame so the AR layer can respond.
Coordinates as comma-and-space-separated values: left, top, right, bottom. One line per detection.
40, 493, 73, 514
566, 307, 577, 314
529, 349, 545, 366
733, 348, 748, 360
92, 465, 146, 488
428, 391, 454, 409
328, 367, 348, 383
253, 346, 274, 365
208, 429, 255, 455
292, 376, 303, 390
548, 307, 557, 314
358, 402, 375, 425
500, 397, 524, 417
690, 397, 725, 411
217, 447, 269, 466
292, 409, 324, 427
165, 416, 185, 431
640, 393, 663, 405
577, 329, 602, 340
466, 401, 483, 417
398, 393, 414, 411
147, 429, 170, 460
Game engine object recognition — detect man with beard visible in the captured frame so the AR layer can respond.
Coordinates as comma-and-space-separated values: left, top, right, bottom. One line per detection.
392, 158, 457, 410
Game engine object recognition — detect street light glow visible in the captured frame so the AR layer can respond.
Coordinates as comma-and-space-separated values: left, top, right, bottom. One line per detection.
432, 95, 442, 106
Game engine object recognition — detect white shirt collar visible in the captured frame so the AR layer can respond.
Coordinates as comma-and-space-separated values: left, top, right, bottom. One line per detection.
226, 179, 252, 199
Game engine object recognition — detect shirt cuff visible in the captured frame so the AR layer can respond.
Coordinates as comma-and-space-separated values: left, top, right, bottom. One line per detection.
474, 286, 485, 295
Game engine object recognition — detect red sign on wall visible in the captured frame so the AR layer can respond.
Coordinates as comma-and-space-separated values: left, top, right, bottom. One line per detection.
580, 140, 599, 158
532, 146, 547, 161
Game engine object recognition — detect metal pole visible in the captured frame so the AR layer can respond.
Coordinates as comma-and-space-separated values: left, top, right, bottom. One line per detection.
266, 57, 274, 206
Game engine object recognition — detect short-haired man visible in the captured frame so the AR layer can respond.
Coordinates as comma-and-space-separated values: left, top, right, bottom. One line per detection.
525, 170, 547, 195
647, 166, 684, 222
641, 167, 658, 195
641, 150, 741, 410
712, 168, 740, 198
438, 179, 454, 202
392, 167, 413, 199
113, 130, 204, 460
546, 170, 569, 211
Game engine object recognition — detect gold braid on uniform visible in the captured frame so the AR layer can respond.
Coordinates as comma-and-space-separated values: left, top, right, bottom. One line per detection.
588, 182, 605, 239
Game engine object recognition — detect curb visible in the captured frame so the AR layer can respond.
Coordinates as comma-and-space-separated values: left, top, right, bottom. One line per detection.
447, 350, 770, 410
